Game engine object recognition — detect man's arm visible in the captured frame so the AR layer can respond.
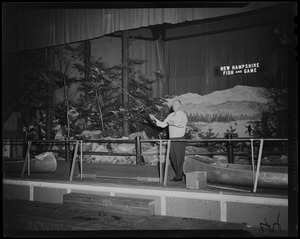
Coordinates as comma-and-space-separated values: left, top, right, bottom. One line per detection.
150, 114, 169, 128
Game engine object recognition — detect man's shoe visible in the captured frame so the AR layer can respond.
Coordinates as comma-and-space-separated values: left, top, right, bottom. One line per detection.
170, 177, 183, 182
170, 177, 176, 182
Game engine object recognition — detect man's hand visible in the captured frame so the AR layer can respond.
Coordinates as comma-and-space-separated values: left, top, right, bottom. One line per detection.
167, 120, 175, 126
149, 114, 156, 121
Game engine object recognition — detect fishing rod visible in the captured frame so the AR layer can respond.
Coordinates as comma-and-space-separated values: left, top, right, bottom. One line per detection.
3, 78, 41, 116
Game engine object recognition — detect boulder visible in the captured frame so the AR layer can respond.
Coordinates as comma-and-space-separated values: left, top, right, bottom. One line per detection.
185, 146, 210, 155
79, 130, 102, 140
114, 143, 135, 153
92, 144, 109, 152
82, 142, 92, 152
142, 145, 168, 165
80, 130, 94, 140
92, 130, 102, 139
129, 131, 153, 151
212, 155, 228, 162
86, 155, 136, 165
128, 131, 148, 140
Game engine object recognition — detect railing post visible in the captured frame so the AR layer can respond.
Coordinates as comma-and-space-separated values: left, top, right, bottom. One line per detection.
253, 139, 264, 193
69, 141, 79, 181
80, 140, 83, 179
227, 134, 234, 163
250, 139, 255, 183
21, 141, 31, 178
135, 136, 141, 165
65, 137, 70, 161
9, 139, 12, 158
163, 140, 171, 187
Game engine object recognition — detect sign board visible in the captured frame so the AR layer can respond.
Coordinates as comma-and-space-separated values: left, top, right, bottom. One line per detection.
214, 62, 265, 77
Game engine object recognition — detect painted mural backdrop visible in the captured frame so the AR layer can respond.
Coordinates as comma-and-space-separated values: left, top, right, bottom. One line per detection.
166, 85, 270, 138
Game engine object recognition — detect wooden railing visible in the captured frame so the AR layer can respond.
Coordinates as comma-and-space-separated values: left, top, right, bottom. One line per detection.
2, 137, 287, 163
2, 137, 288, 192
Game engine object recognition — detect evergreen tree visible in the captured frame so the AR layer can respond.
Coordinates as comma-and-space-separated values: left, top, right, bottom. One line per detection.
73, 56, 168, 138
253, 88, 288, 138
14, 43, 169, 139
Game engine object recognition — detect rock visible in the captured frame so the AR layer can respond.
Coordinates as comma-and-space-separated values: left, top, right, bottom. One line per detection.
93, 130, 102, 139
83, 155, 92, 162
91, 143, 100, 151
79, 130, 102, 140
143, 145, 212, 166
93, 144, 109, 152
74, 118, 86, 130
143, 155, 159, 165
114, 144, 135, 153
57, 157, 66, 161
280, 155, 288, 161
212, 155, 228, 162
32, 152, 52, 161
86, 155, 136, 165
82, 142, 92, 152
54, 131, 65, 140
128, 131, 148, 140
129, 131, 153, 151
80, 130, 94, 139
68, 107, 79, 121
90, 155, 115, 163
143, 145, 168, 165
109, 136, 129, 150
185, 146, 210, 155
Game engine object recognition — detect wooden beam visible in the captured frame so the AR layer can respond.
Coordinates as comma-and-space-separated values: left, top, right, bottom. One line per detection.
108, 32, 154, 41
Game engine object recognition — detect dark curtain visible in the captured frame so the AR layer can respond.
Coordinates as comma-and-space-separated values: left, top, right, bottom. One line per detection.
3, 4, 278, 52
165, 26, 288, 95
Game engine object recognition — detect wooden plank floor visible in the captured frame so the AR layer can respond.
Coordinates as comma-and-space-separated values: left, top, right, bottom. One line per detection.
3, 199, 250, 232
3, 160, 290, 237
3, 199, 290, 237
3, 160, 288, 196
3, 200, 288, 238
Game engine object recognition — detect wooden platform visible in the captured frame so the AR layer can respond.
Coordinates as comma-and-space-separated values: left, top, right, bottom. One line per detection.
3, 160, 288, 196
3, 199, 251, 235
63, 193, 155, 216
3, 160, 290, 237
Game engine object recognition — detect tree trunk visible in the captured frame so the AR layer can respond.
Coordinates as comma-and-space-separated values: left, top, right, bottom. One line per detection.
46, 47, 54, 140
84, 40, 91, 128
122, 31, 129, 136
84, 40, 91, 102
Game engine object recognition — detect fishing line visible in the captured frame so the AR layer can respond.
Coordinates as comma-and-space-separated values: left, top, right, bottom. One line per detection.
3, 61, 57, 116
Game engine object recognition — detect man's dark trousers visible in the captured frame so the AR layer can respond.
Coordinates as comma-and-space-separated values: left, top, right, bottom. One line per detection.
169, 137, 186, 180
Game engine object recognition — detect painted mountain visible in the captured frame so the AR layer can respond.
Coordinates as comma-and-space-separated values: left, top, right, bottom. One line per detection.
165, 85, 271, 138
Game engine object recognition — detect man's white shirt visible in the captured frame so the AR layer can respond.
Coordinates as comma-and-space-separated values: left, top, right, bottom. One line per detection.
154, 110, 188, 138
